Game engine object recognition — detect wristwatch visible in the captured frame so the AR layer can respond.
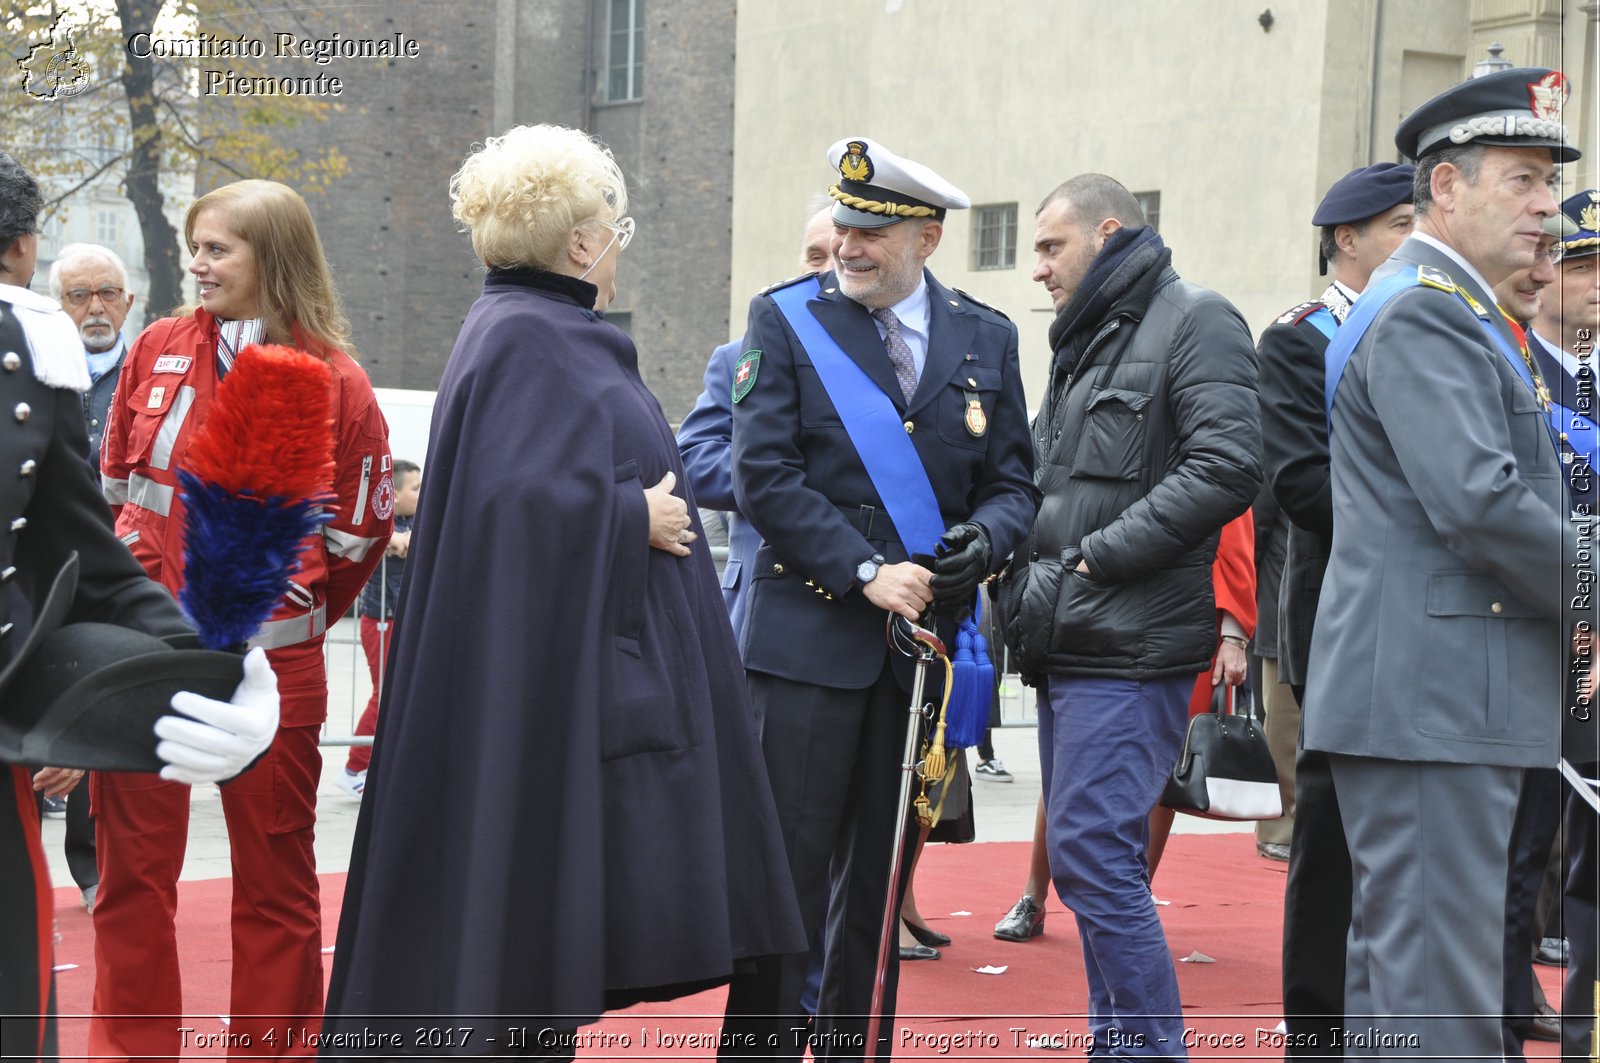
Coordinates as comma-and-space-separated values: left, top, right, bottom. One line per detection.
855, 553, 886, 589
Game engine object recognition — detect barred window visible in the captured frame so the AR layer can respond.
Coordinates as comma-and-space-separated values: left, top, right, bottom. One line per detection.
1134, 191, 1161, 233
606, 0, 643, 102
971, 203, 1017, 271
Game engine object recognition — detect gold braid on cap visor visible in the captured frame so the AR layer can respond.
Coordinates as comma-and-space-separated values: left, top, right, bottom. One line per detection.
828, 183, 940, 219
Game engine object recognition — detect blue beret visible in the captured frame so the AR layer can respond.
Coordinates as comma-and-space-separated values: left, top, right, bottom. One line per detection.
1395, 66, 1579, 163
1312, 163, 1415, 227
1556, 190, 1599, 259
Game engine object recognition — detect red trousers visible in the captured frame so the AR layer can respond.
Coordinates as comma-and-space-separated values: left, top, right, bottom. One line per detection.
88, 720, 324, 1061
346, 614, 394, 774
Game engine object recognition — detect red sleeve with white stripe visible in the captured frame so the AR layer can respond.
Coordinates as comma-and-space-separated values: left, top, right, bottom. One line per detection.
320, 369, 393, 621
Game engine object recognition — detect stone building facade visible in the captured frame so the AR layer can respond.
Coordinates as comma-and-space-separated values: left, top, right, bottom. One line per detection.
259, 0, 736, 420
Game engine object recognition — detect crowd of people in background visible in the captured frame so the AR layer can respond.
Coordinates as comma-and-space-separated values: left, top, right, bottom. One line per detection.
0, 54, 1596, 1063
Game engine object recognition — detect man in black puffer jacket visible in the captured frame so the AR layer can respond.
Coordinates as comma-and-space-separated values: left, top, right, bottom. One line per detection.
999, 174, 1260, 1056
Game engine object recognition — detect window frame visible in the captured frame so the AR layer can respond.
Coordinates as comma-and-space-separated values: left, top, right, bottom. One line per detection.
605, 0, 643, 102
971, 202, 1018, 272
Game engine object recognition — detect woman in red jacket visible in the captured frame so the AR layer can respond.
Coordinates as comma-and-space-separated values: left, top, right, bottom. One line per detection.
93, 180, 392, 1060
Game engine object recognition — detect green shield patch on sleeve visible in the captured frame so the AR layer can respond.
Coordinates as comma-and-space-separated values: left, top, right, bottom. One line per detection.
732, 350, 761, 404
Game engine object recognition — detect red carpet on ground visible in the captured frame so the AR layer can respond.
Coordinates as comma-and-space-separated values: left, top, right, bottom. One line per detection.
48, 833, 1562, 1059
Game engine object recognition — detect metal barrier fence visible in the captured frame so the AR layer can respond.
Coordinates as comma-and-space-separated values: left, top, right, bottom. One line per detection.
319, 544, 1034, 749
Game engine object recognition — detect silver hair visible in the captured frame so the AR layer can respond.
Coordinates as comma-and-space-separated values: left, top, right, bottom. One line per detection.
48, 242, 131, 299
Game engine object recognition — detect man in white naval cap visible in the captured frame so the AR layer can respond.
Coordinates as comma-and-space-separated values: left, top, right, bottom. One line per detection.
720, 137, 1039, 1060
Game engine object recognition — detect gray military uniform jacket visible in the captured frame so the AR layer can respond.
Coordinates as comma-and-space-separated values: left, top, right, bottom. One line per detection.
1303, 235, 1579, 768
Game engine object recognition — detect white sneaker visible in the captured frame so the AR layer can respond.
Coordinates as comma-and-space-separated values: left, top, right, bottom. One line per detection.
336, 768, 367, 798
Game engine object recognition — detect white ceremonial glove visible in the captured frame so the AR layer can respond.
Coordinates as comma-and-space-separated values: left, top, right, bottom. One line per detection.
154, 647, 280, 784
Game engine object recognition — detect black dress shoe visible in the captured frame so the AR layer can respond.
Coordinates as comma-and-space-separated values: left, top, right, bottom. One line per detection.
903, 917, 951, 948
898, 943, 940, 961
1528, 1002, 1561, 1042
994, 895, 1045, 942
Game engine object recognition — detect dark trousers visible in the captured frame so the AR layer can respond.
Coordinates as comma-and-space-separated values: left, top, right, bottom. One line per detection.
721, 665, 916, 1062
1503, 767, 1560, 1058
35, 781, 96, 892
1563, 787, 1598, 1059
1282, 684, 1351, 1057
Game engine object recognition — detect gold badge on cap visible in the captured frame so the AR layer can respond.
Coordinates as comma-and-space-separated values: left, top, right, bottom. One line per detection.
839, 140, 874, 183
1581, 194, 1598, 234
963, 391, 987, 437
1529, 71, 1569, 122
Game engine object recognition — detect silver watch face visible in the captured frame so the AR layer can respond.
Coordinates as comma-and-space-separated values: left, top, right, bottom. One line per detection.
856, 559, 879, 584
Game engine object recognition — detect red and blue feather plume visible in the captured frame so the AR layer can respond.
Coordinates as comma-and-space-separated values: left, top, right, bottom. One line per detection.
178, 344, 336, 650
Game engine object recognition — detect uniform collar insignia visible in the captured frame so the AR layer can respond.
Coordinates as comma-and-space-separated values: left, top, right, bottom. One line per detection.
1319, 284, 1353, 324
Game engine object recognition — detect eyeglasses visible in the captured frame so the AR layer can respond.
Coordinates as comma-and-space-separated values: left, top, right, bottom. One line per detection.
601, 215, 635, 251
63, 286, 125, 307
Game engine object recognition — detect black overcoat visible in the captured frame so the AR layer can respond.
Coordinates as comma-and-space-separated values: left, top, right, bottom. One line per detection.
323, 271, 803, 1048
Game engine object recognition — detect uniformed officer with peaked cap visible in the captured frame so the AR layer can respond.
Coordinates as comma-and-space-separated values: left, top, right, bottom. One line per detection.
720, 137, 1038, 1061
1530, 186, 1600, 1058
1259, 159, 1415, 1057
1302, 66, 1583, 1058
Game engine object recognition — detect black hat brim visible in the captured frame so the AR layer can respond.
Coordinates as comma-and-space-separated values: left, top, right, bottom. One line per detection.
0, 619, 241, 773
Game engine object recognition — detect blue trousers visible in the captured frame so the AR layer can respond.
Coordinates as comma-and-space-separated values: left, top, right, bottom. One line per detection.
1037, 673, 1193, 1060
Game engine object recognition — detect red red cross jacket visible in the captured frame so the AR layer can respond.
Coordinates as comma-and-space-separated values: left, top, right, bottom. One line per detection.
101, 310, 392, 724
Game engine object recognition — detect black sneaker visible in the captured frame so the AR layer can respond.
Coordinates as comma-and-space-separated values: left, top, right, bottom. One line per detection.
975, 758, 1014, 783
40, 795, 67, 819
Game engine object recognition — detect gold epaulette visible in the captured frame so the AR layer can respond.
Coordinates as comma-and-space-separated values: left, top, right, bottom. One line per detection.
1417, 265, 1455, 292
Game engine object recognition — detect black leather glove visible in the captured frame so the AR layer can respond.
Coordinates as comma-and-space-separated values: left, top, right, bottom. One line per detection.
928, 522, 991, 620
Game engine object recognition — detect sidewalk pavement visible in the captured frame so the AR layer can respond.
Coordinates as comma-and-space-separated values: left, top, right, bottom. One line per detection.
39, 618, 1248, 887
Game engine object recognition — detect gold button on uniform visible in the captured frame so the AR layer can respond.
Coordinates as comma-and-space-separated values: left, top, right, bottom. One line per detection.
904, 420, 915, 434
773, 563, 785, 575
1491, 602, 1503, 614
13, 403, 29, 423
1, 352, 18, 372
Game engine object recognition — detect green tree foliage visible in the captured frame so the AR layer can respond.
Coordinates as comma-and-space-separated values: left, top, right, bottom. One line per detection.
4, 1, 348, 324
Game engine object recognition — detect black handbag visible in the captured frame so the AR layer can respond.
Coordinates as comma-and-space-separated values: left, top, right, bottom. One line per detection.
1159, 683, 1283, 821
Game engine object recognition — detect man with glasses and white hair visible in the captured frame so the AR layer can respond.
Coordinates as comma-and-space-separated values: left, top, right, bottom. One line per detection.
34, 244, 136, 910
49, 244, 135, 474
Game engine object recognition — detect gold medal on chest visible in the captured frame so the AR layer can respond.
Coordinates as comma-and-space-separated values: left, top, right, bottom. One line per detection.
964, 396, 987, 437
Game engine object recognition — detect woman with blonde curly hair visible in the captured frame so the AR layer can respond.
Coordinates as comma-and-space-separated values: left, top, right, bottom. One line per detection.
94, 178, 393, 1059
324, 124, 803, 1052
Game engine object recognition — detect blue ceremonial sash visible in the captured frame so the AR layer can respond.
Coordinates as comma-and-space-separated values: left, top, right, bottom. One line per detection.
1322, 271, 1416, 431
1323, 268, 1560, 453
769, 278, 991, 739
1555, 401, 1600, 467
768, 277, 943, 556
